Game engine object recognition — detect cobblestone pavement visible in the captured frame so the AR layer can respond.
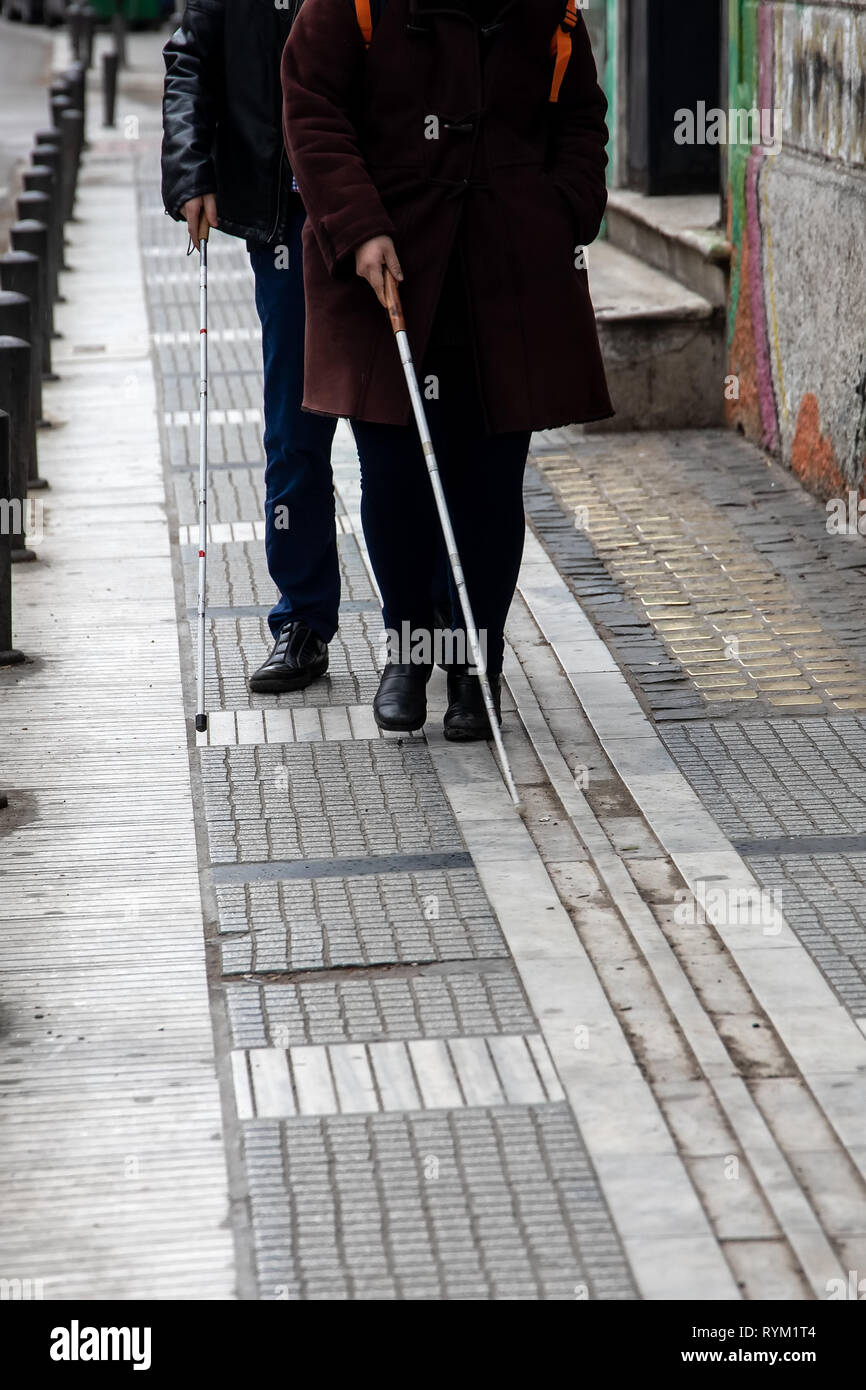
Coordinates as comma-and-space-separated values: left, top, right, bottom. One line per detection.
3, 74, 866, 1301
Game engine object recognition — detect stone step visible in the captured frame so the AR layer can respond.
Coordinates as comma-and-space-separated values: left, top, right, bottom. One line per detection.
604, 189, 731, 307
587, 239, 725, 432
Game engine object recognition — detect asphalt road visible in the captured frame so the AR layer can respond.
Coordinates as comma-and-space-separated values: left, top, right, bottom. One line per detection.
0, 17, 54, 251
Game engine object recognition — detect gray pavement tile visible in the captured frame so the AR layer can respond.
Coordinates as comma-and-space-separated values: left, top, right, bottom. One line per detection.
241, 1108, 636, 1300
216, 865, 507, 973
225, 966, 534, 1046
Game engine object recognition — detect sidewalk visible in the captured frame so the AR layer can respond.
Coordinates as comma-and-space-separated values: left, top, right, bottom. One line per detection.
2, 67, 866, 1301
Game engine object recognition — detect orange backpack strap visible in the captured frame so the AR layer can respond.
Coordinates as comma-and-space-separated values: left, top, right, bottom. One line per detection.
355, 0, 374, 47
549, 0, 579, 103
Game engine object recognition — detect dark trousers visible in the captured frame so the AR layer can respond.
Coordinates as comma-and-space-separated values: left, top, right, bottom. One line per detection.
352, 350, 529, 678
249, 207, 339, 642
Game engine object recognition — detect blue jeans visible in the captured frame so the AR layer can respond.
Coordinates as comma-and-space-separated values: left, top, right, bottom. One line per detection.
249, 209, 339, 642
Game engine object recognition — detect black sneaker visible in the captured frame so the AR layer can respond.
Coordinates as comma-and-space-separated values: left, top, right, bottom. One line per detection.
443, 668, 502, 742
249, 621, 329, 694
373, 662, 432, 732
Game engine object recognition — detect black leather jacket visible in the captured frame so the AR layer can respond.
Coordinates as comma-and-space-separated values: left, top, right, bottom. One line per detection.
161, 0, 303, 245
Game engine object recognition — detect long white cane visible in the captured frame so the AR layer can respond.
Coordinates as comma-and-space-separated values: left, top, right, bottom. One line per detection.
195, 211, 210, 734
383, 270, 522, 810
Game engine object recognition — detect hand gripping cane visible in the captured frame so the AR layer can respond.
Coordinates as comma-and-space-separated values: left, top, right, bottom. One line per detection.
195, 210, 210, 733
382, 270, 522, 811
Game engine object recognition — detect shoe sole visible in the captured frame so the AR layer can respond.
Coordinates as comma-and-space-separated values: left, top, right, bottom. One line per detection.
248, 658, 328, 694
443, 724, 493, 743
373, 710, 427, 733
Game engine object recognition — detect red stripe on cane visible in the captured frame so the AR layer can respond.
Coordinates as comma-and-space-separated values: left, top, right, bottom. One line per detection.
200, 328, 207, 334
199, 550, 205, 557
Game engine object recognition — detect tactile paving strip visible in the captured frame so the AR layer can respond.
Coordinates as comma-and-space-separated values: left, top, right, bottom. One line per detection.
181, 533, 376, 609
533, 436, 866, 715
216, 865, 506, 974
200, 741, 465, 864
225, 966, 536, 1047
245, 1108, 637, 1300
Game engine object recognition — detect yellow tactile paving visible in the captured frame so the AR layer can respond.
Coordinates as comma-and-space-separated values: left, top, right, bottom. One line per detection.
535, 449, 866, 712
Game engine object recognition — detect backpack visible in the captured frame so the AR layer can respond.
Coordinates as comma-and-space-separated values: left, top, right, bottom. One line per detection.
354, 0, 580, 104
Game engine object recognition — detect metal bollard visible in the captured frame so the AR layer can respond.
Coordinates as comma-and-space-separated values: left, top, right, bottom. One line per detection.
102, 50, 119, 129
34, 129, 62, 152
59, 111, 85, 223
9, 221, 55, 381
0, 289, 44, 445
0, 254, 46, 449
0, 411, 26, 665
50, 94, 72, 137
65, 63, 88, 144
0, 337, 36, 563
29, 144, 67, 276
112, 0, 128, 70
14, 196, 58, 338
22, 173, 61, 309
68, 2, 84, 61
81, 6, 96, 71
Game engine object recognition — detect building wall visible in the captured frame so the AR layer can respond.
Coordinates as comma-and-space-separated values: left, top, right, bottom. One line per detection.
727, 0, 866, 495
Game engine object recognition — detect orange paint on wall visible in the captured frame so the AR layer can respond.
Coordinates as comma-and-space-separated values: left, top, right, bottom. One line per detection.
790, 392, 848, 499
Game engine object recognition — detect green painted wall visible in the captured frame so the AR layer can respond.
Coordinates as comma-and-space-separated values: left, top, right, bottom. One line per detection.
727, 0, 759, 345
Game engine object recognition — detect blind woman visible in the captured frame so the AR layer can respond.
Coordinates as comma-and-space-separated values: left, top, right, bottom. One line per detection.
282, 0, 612, 738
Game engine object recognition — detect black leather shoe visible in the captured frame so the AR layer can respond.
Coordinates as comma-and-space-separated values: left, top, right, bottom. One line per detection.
249, 621, 329, 693
373, 662, 432, 732
443, 668, 502, 742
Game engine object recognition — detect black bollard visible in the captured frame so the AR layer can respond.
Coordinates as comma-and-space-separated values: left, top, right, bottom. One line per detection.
65, 63, 88, 144
62, 107, 85, 168
9, 221, 54, 380
0, 338, 36, 563
102, 50, 119, 129
29, 146, 67, 277
22, 174, 62, 309
81, 6, 96, 70
59, 111, 84, 223
0, 292, 30, 345
14, 197, 57, 339
34, 130, 62, 155
50, 94, 72, 140
112, 0, 128, 69
0, 411, 26, 665
68, 2, 84, 61
23, 166, 55, 200
0, 254, 46, 445
0, 290, 44, 446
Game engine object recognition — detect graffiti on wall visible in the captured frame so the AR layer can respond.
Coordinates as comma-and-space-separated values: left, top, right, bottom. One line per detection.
727, 1, 866, 496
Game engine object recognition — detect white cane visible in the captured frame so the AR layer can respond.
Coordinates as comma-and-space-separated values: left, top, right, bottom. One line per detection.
383, 270, 522, 811
195, 210, 210, 733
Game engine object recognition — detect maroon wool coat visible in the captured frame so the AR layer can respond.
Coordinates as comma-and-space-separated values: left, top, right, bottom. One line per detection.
281, 0, 613, 431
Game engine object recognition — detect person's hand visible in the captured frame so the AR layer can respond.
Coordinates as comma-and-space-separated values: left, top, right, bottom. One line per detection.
181, 194, 219, 250
355, 235, 403, 307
